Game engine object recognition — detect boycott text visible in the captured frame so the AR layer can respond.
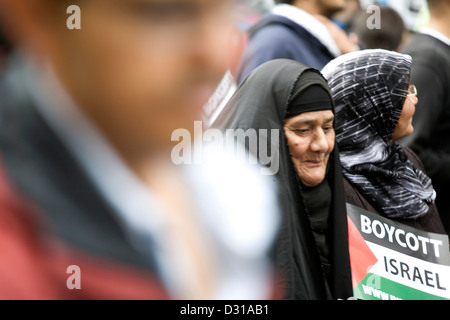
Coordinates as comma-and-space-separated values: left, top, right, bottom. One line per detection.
361, 214, 443, 257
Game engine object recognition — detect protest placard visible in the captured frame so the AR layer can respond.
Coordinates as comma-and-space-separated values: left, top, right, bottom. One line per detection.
347, 203, 450, 300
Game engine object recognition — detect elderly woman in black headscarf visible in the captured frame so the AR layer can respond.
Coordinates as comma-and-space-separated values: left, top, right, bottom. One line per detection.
212, 59, 352, 300
321, 49, 446, 234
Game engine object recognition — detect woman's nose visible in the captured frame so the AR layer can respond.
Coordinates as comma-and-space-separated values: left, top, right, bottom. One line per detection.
310, 129, 329, 152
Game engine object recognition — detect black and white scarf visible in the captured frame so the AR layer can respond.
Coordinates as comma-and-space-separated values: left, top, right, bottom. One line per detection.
322, 49, 436, 220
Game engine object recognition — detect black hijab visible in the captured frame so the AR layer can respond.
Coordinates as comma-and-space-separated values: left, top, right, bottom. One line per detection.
322, 49, 436, 220
212, 59, 352, 300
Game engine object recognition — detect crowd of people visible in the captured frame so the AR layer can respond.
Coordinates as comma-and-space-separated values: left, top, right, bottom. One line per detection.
0, 0, 449, 301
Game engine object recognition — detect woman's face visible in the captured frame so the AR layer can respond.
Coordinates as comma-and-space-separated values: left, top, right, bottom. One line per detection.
393, 90, 417, 142
284, 110, 335, 187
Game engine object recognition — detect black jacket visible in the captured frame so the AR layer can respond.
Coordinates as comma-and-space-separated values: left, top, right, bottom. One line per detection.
400, 33, 450, 233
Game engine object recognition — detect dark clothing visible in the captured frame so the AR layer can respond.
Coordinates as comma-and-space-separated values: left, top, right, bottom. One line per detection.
344, 146, 446, 234
301, 179, 332, 286
213, 59, 352, 300
0, 59, 168, 299
400, 33, 450, 233
236, 14, 335, 85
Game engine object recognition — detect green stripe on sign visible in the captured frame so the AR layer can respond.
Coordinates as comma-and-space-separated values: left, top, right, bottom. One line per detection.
354, 273, 448, 300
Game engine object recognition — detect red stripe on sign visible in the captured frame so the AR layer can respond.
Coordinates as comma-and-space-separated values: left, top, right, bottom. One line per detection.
347, 215, 378, 287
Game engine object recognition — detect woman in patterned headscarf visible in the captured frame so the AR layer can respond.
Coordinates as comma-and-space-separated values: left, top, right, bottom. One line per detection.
322, 49, 446, 234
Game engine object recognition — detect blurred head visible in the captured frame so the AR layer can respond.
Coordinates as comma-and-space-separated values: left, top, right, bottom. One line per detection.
350, 6, 406, 51
276, 0, 345, 17
283, 84, 335, 187
316, 0, 346, 16
0, 0, 236, 160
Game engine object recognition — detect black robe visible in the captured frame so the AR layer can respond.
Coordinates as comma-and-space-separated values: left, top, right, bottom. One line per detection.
213, 59, 352, 300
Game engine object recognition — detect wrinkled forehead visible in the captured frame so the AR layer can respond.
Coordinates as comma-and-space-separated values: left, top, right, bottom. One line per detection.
284, 110, 335, 127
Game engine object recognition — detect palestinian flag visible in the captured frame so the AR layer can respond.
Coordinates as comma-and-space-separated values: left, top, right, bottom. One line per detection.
347, 203, 450, 300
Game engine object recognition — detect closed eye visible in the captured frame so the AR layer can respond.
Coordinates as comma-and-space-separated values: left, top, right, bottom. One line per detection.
292, 129, 310, 135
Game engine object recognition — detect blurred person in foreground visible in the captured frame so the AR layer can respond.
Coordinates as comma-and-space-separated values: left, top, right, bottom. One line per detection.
322, 49, 446, 234
0, 0, 280, 299
399, 0, 450, 234
235, 0, 357, 84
